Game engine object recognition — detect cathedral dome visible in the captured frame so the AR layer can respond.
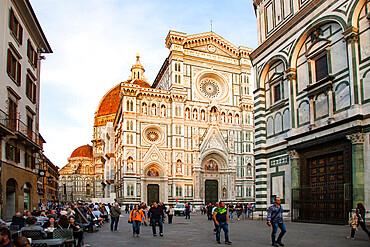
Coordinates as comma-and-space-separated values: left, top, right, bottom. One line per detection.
70, 144, 93, 158
95, 84, 121, 118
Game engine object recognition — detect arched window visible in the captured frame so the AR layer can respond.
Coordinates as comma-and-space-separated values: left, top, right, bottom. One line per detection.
235, 114, 240, 124
151, 104, 157, 116
200, 109, 206, 121
161, 105, 166, 117
228, 113, 233, 124
185, 108, 190, 119
142, 102, 147, 114
193, 109, 198, 120
221, 112, 226, 123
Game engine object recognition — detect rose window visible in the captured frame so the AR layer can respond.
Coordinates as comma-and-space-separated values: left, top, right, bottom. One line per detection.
199, 79, 220, 98
146, 130, 159, 142
143, 126, 164, 144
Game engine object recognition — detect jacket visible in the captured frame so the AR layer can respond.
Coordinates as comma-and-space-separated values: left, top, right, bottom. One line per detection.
110, 206, 121, 218
129, 209, 145, 222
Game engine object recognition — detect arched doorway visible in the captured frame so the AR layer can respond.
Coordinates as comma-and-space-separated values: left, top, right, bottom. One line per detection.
23, 183, 32, 211
6, 179, 17, 219
146, 167, 160, 204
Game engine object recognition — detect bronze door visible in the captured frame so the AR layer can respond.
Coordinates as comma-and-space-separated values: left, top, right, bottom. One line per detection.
205, 180, 218, 205
295, 151, 351, 224
147, 184, 159, 205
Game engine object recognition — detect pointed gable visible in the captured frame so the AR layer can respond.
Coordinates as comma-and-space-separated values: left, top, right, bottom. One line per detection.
199, 126, 229, 155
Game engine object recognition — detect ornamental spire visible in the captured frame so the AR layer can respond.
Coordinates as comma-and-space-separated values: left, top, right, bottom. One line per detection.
130, 53, 146, 81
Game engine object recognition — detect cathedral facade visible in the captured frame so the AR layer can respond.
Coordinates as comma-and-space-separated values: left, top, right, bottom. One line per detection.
62, 31, 255, 206
112, 31, 254, 205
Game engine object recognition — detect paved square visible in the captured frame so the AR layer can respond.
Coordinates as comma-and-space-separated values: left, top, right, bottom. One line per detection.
84, 213, 370, 246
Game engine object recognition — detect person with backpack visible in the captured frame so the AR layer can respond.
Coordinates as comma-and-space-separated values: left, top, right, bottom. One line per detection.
110, 203, 121, 231
129, 204, 146, 237
267, 197, 286, 246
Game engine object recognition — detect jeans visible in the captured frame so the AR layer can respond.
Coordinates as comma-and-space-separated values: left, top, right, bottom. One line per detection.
216, 222, 229, 242
229, 211, 234, 219
271, 222, 287, 244
110, 216, 119, 231
151, 218, 163, 234
132, 220, 141, 235
351, 221, 370, 238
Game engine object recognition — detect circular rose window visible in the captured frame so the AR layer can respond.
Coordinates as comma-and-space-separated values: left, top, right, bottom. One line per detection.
200, 79, 220, 98
143, 126, 164, 144
147, 130, 159, 142
195, 72, 228, 101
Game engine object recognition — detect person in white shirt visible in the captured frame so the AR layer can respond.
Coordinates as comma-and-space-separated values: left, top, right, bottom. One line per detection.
212, 202, 220, 233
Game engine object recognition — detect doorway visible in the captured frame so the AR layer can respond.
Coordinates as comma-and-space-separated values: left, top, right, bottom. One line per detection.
6, 179, 17, 220
147, 184, 159, 205
205, 180, 218, 205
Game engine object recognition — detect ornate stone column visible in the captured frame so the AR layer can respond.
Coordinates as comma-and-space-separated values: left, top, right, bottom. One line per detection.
342, 27, 360, 104
288, 149, 300, 220
347, 133, 365, 207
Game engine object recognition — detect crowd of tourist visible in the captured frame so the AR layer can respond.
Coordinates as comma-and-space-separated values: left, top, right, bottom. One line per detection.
201, 202, 255, 221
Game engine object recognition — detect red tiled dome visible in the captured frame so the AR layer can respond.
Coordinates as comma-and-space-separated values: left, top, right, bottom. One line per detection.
96, 84, 121, 118
70, 144, 93, 158
127, 79, 151, 88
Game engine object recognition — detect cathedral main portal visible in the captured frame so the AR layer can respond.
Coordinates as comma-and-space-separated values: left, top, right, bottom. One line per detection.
205, 180, 218, 205
147, 184, 159, 205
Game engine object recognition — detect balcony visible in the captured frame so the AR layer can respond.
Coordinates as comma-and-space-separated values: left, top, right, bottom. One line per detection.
0, 109, 15, 136
0, 109, 43, 149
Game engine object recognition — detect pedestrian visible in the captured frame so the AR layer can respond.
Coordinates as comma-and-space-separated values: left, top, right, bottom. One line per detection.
110, 203, 121, 231
235, 203, 243, 221
185, 203, 191, 219
125, 204, 129, 214
212, 202, 220, 233
168, 205, 174, 224
347, 202, 370, 240
148, 202, 165, 237
213, 201, 232, 245
267, 197, 286, 247
129, 204, 146, 237
228, 203, 234, 220
207, 203, 213, 221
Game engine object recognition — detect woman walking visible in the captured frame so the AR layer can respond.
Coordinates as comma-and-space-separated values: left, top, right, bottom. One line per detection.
129, 204, 147, 237
168, 205, 174, 224
348, 203, 370, 240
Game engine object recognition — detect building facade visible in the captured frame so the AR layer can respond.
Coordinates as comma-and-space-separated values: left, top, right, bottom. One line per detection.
251, 0, 369, 224
59, 145, 104, 202
113, 31, 255, 206
0, 0, 52, 220
39, 155, 59, 203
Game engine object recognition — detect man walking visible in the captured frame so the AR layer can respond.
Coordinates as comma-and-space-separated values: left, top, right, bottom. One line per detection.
267, 197, 286, 246
213, 201, 232, 245
149, 202, 165, 236
110, 203, 121, 231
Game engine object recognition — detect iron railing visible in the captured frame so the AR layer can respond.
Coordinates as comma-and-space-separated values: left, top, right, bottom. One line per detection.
0, 109, 42, 147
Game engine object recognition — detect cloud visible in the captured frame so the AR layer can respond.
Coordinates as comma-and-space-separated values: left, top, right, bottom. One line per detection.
31, 0, 257, 167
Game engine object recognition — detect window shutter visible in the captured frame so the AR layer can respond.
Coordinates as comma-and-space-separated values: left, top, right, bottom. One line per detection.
5, 143, 10, 159
18, 25, 23, 44
32, 83, 37, 103
9, 9, 15, 31
7, 49, 12, 74
15, 147, 20, 163
34, 52, 38, 68
27, 40, 31, 59
17, 62, 21, 85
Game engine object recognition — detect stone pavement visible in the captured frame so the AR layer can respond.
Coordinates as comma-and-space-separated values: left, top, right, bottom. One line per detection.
84, 212, 370, 247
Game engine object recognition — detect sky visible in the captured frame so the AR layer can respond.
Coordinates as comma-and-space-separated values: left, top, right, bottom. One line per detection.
30, 0, 258, 168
